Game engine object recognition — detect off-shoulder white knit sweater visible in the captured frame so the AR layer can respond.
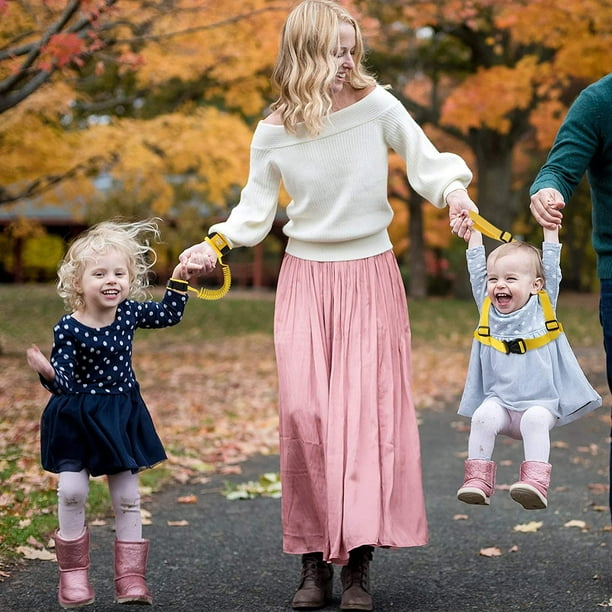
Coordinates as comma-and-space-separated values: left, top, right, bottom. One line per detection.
210, 85, 472, 262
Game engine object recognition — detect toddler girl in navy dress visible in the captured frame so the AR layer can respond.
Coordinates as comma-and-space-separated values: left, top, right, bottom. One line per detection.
455, 216, 601, 511
26, 219, 197, 608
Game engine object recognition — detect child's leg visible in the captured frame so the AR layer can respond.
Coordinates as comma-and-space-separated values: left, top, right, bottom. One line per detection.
458, 399, 510, 505
108, 470, 152, 605
57, 469, 90, 539
107, 470, 142, 542
509, 406, 556, 510
520, 405, 557, 462
467, 398, 512, 459
55, 469, 95, 607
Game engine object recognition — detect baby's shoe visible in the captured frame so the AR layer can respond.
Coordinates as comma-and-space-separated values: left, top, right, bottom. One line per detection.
457, 459, 496, 505
509, 461, 551, 509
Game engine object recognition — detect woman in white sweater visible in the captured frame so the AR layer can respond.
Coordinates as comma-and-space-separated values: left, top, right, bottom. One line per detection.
181, 1, 477, 610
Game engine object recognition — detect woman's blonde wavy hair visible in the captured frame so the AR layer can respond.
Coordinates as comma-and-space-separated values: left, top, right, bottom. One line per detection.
57, 219, 160, 312
270, 0, 377, 136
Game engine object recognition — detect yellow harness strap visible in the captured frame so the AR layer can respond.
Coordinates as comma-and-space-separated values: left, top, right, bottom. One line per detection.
186, 234, 232, 300
474, 291, 563, 354
468, 210, 515, 243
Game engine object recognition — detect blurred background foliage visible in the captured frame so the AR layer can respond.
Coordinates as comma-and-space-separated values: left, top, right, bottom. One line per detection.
0, 0, 610, 294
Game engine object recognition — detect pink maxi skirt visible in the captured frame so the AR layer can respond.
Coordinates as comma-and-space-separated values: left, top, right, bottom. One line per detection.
274, 250, 428, 565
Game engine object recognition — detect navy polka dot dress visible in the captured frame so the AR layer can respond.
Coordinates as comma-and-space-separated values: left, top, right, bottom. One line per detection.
39, 290, 187, 477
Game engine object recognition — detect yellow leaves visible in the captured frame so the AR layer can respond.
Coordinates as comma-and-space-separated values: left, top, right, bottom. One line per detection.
58, 106, 254, 214
441, 56, 541, 135
513, 521, 543, 533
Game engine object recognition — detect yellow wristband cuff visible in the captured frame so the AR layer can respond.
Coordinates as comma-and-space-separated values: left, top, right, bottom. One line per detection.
205, 232, 231, 258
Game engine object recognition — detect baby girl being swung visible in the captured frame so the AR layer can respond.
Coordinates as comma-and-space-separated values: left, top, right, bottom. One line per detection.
26, 219, 202, 609
456, 213, 601, 510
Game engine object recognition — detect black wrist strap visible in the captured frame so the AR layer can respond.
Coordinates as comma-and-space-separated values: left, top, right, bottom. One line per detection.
166, 278, 189, 292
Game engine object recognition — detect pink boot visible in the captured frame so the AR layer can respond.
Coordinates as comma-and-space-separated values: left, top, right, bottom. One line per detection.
54, 528, 95, 609
114, 540, 153, 605
509, 461, 552, 509
457, 459, 496, 505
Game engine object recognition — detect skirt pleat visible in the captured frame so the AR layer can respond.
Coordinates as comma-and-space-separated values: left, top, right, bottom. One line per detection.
274, 251, 428, 564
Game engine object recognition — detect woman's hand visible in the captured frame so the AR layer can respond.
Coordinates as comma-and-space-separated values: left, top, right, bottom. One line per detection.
447, 188, 478, 241
179, 242, 218, 277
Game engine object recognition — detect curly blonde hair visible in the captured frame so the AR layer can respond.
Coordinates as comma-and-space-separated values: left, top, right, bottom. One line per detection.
57, 219, 160, 312
270, 0, 377, 136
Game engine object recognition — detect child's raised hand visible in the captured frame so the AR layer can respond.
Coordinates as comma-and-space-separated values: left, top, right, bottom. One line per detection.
26, 344, 55, 382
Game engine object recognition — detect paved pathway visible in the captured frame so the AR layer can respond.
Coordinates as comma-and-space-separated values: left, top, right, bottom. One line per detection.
0, 399, 609, 611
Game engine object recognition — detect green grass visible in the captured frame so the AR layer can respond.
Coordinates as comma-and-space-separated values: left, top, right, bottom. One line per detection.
1, 284, 601, 353
0, 283, 276, 354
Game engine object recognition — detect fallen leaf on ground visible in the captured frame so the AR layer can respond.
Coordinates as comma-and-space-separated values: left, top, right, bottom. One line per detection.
577, 444, 600, 455
17, 546, 55, 561
177, 495, 198, 504
167, 520, 189, 527
508, 545, 519, 553
479, 547, 502, 557
551, 441, 569, 448
223, 472, 282, 500
588, 483, 608, 494
513, 521, 543, 533
564, 519, 588, 530
453, 514, 468, 520
596, 597, 612, 607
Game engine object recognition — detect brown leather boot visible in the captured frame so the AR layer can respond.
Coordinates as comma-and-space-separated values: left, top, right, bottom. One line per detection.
291, 552, 333, 609
340, 546, 373, 611
54, 528, 95, 609
114, 539, 153, 605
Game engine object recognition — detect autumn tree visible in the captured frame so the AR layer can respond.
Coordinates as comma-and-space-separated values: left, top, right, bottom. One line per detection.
356, 0, 611, 291
0, 0, 289, 212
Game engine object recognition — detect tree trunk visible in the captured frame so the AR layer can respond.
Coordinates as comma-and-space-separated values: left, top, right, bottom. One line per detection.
407, 190, 426, 299
470, 128, 517, 235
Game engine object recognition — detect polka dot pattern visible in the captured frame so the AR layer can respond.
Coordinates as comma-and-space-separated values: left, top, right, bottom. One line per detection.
43, 291, 187, 395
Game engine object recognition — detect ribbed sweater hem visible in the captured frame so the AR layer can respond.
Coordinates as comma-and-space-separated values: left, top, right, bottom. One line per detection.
285, 230, 392, 262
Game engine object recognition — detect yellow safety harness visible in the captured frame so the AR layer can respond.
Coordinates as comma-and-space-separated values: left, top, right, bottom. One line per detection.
166, 232, 232, 301
468, 210, 515, 243
468, 211, 563, 354
475, 292, 563, 354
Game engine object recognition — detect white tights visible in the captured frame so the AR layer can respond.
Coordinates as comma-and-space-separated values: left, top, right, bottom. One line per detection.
57, 469, 143, 542
467, 398, 557, 463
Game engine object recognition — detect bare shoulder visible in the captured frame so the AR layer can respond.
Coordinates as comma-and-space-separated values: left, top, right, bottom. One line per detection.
263, 108, 284, 125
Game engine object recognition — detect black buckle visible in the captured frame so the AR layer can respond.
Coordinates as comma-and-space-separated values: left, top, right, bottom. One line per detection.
545, 319, 560, 331
503, 338, 526, 354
